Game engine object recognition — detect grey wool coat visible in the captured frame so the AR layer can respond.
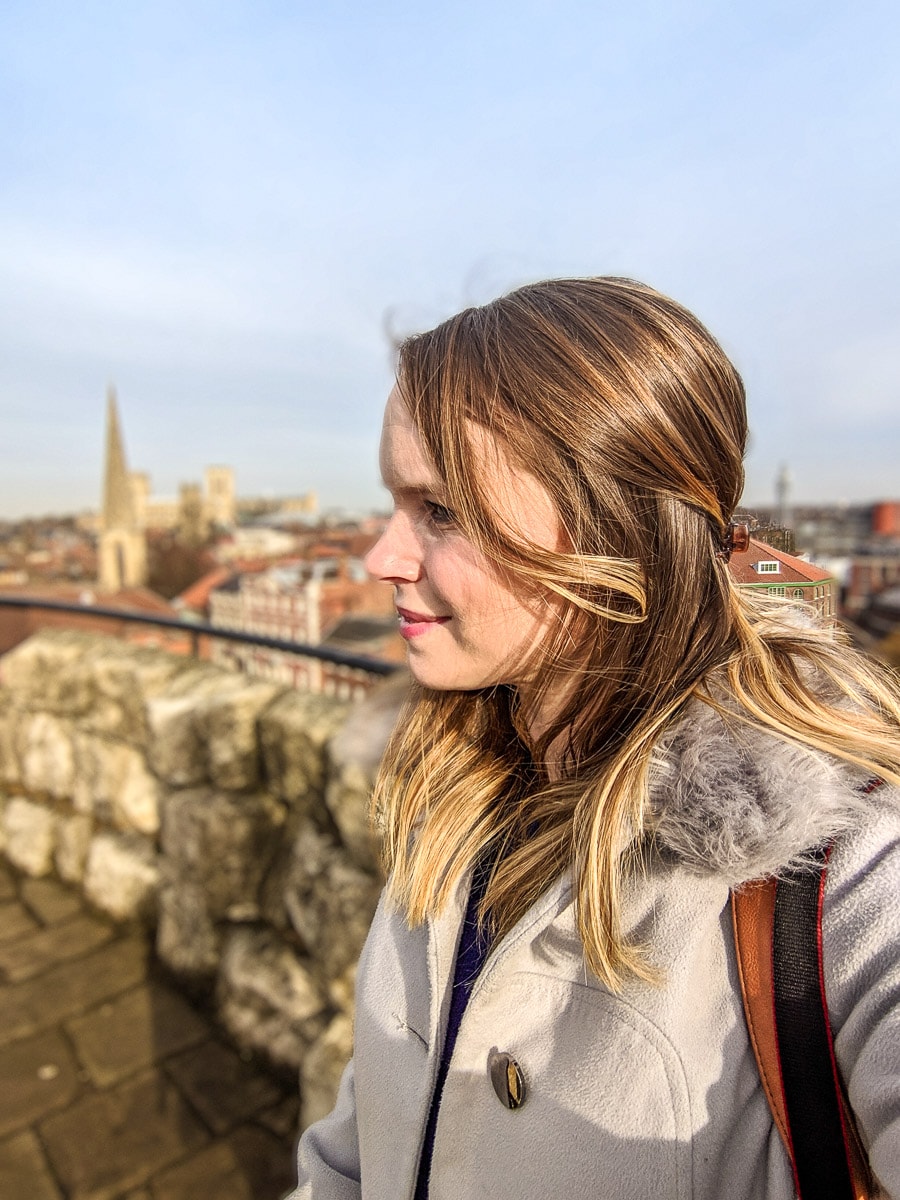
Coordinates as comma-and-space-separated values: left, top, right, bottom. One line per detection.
291, 703, 900, 1199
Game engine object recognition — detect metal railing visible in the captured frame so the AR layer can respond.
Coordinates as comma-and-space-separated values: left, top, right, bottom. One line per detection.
0, 595, 401, 677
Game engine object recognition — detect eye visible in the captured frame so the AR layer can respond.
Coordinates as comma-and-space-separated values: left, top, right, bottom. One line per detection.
423, 500, 457, 528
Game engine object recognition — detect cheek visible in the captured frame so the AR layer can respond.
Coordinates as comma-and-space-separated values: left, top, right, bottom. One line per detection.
427, 540, 555, 635
425, 542, 512, 615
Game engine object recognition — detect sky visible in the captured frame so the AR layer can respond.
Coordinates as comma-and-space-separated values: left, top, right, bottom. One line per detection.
1, 0, 898, 519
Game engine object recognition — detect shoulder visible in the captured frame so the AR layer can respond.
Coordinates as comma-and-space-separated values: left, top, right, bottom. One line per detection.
648, 698, 897, 886
821, 790, 900, 1192
823, 787, 900, 1020
826, 785, 900, 893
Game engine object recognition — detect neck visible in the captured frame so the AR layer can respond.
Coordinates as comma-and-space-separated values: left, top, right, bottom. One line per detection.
514, 681, 575, 782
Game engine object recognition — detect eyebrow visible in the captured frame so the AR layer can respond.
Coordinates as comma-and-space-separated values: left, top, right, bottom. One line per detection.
379, 456, 445, 497
381, 478, 450, 502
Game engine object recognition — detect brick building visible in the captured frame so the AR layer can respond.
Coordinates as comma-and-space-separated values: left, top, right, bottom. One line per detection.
208, 558, 402, 697
727, 538, 836, 618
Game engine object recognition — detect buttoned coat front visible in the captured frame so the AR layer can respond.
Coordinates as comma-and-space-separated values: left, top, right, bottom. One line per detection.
291, 704, 900, 1199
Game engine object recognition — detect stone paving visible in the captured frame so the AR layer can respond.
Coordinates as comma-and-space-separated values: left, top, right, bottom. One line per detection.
0, 859, 300, 1199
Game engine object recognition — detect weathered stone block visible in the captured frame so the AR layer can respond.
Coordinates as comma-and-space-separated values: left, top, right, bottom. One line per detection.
0, 630, 99, 719
324, 671, 407, 870
157, 786, 285, 977
72, 733, 161, 834
144, 660, 232, 788
0, 857, 16, 901
0, 708, 22, 788
279, 822, 381, 981
217, 927, 327, 1068
83, 833, 158, 923
193, 677, 284, 791
326, 963, 357, 1014
16, 712, 74, 798
149, 664, 285, 791
300, 1013, 354, 1128
2, 797, 56, 876
325, 769, 379, 874
145, 693, 209, 789
156, 879, 219, 978
2, 631, 193, 745
54, 813, 93, 884
259, 690, 351, 808
85, 638, 202, 746
161, 787, 284, 920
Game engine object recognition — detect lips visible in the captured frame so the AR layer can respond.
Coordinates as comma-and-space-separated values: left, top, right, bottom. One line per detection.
397, 606, 450, 640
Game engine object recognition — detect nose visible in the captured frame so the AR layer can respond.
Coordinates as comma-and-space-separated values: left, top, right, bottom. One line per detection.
365, 512, 423, 583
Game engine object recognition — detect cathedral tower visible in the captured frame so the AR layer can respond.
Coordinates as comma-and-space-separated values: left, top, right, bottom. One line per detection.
203, 464, 236, 527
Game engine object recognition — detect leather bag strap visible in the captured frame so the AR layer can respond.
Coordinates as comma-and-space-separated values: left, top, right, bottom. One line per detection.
732, 876, 793, 1150
732, 853, 874, 1199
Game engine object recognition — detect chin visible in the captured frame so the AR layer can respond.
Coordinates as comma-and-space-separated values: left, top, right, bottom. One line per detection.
406, 656, 499, 693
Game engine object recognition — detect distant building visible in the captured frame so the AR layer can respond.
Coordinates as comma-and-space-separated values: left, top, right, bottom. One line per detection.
236, 493, 318, 522
208, 557, 401, 698
775, 464, 793, 532
100, 389, 237, 539
215, 526, 298, 562
204, 466, 238, 528
745, 524, 795, 555
173, 565, 235, 620
843, 550, 900, 622
741, 502, 879, 561
855, 585, 900, 641
727, 537, 836, 618
99, 388, 148, 590
872, 501, 900, 538
132, 467, 236, 535
736, 499, 900, 625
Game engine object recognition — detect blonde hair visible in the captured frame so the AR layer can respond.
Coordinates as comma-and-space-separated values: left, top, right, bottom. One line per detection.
372, 277, 900, 989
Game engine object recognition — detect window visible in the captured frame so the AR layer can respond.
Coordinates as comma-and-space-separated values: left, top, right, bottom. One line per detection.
768, 586, 786, 596
757, 560, 780, 574
793, 589, 804, 599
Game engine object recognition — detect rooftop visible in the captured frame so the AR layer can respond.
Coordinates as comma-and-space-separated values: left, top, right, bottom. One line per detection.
728, 538, 833, 586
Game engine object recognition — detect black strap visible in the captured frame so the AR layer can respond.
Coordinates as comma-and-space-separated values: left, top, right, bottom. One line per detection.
773, 845, 856, 1198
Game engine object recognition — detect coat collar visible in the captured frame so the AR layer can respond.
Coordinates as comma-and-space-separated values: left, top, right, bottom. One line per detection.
646, 698, 885, 885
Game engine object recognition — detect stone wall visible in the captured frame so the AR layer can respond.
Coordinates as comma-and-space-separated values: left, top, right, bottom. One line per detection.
0, 629, 406, 1128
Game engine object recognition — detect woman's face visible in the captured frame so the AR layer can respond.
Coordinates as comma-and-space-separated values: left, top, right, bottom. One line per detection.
365, 386, 565, 694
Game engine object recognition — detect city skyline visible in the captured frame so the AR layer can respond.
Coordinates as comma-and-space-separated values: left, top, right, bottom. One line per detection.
2, 2, 899, 519
0, 388, 894, 524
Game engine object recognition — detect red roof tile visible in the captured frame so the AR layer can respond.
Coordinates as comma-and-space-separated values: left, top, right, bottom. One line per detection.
175, 566, 234, 612
727, 539, 833, 586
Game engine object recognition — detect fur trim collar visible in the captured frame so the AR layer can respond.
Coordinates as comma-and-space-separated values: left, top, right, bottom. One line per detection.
647, 699, 886, 885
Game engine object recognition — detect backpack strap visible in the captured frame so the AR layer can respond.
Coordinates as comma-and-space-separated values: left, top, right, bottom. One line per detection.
732, 848, 875, 1199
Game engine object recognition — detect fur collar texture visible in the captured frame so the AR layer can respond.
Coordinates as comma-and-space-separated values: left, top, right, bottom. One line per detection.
646, 699, 888, 886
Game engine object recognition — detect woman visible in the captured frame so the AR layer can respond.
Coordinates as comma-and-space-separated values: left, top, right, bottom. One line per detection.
292, 278, 900, 1198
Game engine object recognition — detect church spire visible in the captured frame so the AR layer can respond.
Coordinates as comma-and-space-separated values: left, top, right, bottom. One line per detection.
98, 386, 147, 590
102, 385, 138, 531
